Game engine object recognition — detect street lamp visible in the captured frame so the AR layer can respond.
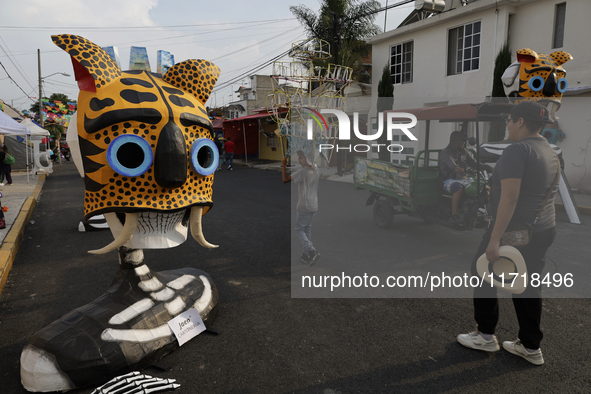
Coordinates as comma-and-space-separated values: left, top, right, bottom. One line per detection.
38, 48, 70, 128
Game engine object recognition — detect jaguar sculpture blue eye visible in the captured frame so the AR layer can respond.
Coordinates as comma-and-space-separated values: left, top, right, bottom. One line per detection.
190, 138, 219, 176
106, 134, 153, 177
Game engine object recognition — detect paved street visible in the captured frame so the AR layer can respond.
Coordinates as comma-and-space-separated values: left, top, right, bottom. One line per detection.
1, 161, 590, 393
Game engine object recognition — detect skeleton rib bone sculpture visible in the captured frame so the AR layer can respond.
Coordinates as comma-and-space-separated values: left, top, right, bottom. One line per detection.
20, 35, 221, 392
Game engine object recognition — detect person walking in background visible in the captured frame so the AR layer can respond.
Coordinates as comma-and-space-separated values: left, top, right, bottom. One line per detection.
457, 101, 560, 366
214, 136, 223, 171
224, 137, 235, 170
282, 151, 320, 266
0, 145, 14, 186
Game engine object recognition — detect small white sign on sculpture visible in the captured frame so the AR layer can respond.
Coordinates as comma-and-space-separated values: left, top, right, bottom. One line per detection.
167, 308, 206, 346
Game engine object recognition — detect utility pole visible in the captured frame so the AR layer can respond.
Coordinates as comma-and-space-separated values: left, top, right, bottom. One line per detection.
384, 0, 389, 31
38, 49, 43, 127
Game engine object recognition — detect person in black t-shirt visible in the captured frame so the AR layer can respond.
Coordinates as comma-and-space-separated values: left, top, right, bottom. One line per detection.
457, 101, 559, 366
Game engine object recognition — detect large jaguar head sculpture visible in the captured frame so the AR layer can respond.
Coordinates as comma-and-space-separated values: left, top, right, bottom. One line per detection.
502, 48, 573, 111
53, 34, 221, 253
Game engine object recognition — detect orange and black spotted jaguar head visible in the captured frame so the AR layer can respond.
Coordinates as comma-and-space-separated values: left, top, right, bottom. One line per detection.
502, 48, 573, 108
53, 34, 221, 253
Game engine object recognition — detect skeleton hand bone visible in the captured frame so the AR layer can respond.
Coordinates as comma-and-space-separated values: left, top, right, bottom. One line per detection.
91, 371, 180, 394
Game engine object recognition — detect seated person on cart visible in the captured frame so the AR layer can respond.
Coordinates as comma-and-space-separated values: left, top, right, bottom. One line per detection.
439, 131, 491, 223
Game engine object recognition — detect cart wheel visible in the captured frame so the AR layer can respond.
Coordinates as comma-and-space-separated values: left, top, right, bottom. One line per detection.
373, 200, 394, 228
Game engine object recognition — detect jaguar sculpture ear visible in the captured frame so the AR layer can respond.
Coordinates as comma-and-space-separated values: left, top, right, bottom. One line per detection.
516, 48, 539, 64
51, 34, 122, 93
548, 50, 573, 67
163, 60, 221, 105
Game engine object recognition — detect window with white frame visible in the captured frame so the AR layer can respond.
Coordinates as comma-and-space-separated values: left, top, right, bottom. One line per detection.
390, 41, 413, 84
447, 21, 481, 76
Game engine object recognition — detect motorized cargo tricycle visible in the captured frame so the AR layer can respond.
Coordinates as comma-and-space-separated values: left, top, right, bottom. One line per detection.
354, 102, 516, 231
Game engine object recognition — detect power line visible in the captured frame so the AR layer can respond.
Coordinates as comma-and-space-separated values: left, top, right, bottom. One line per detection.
0, 37, 36, 92
0, 61, 36, 103
211, 26, 302, 63
108, 21, 301, 47
213, 33, 308, 89
132, 29, 304, 49
213, 38, 310, 94
351, 0, 414, 20
0, 21, 303, 58
0, 18, 296, 31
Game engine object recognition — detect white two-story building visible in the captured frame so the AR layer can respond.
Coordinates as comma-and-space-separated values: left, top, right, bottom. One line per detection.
368, 0, 591, 191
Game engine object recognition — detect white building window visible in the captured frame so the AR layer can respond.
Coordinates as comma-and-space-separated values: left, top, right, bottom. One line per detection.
447, 21, 481, 76
553, 3, 566, 49
390, 41, 413, 84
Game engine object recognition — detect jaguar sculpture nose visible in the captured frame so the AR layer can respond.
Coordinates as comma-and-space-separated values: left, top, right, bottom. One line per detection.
154, 121, 187, 188
543, 72, 557, 97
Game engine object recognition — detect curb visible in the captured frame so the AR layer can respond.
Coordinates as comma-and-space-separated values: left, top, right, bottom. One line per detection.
0, 175, 46, 295
555, 202, 591, 217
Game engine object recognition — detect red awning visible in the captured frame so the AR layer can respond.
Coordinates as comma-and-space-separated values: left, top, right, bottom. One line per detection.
386, 102, 514, 122
223, 112, 273, 122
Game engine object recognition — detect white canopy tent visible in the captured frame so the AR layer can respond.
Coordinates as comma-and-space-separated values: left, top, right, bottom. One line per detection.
20, 119, 50, 137
20, 119, 52, 180
0, 109, 30, 134
0, 110, 36, 182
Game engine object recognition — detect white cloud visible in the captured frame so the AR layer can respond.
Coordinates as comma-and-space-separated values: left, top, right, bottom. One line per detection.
10, 0, 158, 28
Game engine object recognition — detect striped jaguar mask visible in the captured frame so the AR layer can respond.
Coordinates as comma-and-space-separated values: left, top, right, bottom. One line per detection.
53, 34, 221, 253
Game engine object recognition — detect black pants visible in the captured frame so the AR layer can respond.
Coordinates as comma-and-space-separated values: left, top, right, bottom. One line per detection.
3, 167, 12, 184
470, 226, 556, 349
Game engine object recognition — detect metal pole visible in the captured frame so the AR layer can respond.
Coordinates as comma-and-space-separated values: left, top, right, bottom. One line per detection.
242, 122, 248, 164
38, 49, 43, 127
424, 120, 430, 165
476, 119, 481, 192
26, 136, 30, 184
384, 0, 389, 31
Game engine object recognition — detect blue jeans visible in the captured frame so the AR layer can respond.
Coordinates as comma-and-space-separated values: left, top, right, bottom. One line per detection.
295, 209, 316, 254
225, 152, 234, 168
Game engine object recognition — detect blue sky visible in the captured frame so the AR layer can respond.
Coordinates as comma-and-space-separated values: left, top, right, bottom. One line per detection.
0, 0, 413, 112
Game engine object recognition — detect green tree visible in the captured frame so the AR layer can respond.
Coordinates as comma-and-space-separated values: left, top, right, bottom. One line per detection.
377, 63, 394, 162
48, 93, 72, 103
44, 121, 65, 150
489, 42, 512, 142
290, 0, 381, 81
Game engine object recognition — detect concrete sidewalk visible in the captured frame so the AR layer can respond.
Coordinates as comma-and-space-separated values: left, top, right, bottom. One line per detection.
0, 171, 45, 294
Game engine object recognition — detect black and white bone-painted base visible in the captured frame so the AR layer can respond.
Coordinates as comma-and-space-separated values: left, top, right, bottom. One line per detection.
20, 247, 219, 392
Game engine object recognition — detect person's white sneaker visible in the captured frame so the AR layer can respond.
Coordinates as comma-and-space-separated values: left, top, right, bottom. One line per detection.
457, 331, 500, 352
503, 339, 544, 365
